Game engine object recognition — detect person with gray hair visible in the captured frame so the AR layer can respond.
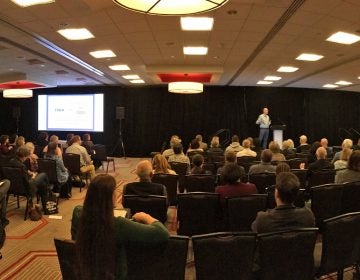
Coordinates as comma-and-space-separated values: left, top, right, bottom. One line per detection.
196, 134, 208, 151
296, 135, 311, 154
248, 149, 276, 175
162, 135, 181, 158
307, 147, 334, 179
332, 138, 353, 163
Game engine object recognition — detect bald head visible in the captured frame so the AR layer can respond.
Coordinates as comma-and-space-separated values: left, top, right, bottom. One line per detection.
299, 135, 307, 144
316, 147, 327, 159
136, 160, 153, 180
320, 138, 328, 148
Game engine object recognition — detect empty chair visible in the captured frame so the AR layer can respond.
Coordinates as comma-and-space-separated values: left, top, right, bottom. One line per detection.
248, 173, 276, 194
192, 232, 257, 280
93, 144, 115, 173
126, 235, 189, 280
169, 161, 189, 193
291, 169, 307, 188
152, 173, 179, 206
341, 181, 360, 214
257, 228, 318, 280
177, 192, 220, 236
237, 156, 256, 174
226, 194, 267, 231
123, 195, 168, 223
54, 238, 78, 280
63, 153, 87, 191
308, 169, 336, 188
37, 158, 58, 190
310, 184, 343, 228
314, 212, 360, 280
185, 174, 216, 193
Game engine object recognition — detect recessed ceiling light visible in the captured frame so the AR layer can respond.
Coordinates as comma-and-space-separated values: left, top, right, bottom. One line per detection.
122, 75, 140, 80
322, 84, 339, 88
264, 76, 282, 81
335, 80, 352, 86
277, 66, 299, 73
296, 53, 324, 61
257, 81, 273, 85
89, 50, 116, 58
130, 79, 145, 84
326, 31, 360, 45
109, 64, 130, 71
11, 0, 54, 7
180, 17, 214, 31
58, 28, 94, 40
183, 46, 208, 55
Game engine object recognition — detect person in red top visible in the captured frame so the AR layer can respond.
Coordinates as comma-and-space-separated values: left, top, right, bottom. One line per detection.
215, 163, 257, 201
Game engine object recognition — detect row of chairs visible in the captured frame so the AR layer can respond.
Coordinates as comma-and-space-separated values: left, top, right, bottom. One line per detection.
54, 211, 360, 280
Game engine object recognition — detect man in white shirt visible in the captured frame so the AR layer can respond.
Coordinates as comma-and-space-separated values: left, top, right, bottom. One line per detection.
256, 107, 271, 149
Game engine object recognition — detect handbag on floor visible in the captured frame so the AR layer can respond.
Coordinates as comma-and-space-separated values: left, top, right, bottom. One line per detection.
29, 206, 42, 221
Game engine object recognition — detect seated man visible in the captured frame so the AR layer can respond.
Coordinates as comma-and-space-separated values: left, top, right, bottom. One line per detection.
248, 149, 276, 175
162, 135, 181, 158
225, 135, 243, 154
307, 147, 334, 178
296, 135, 311, 154
167, 143, 190, 165
123, 160, 167, 199
190, 154, 210, 175
0, 180, 10, 226
81, 133, 95, 157
251, 172, 315, 233
66, 135, 96, 180
196, 134, 208, 151
237, 139, 257, 158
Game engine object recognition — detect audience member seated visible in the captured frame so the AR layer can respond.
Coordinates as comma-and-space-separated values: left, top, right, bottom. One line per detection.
275, 162, 291, 175
44, 142, 71, 198
217, 151, 244, 175
9, 146, 49, 213
196, 134, 208, 151
307, 147, 334, 178
0, 135, 13, 156
281, 140, 296, 159
332, 138, 353, 163
307, 141, 321, 165
43, 135, 63, 157
252, 137, 263, 159
81, 133, 95, 157
15, 136, 25, 151
71, 174, 169, 280
0, 179, 10, 227
207, 136, 223, 154
25, 142, 39, 172
62, 133, 74, 150
335, 150, 360, 183
162, 135, 181, 158
36, 132, 49, 149
187, 138, 204, 155
123, 160, 167, 198
251, 172, 315, 233
225, 135, 243, 154
215, 163, 257, 201
353, 138, 360, 150
167, 143, 190, 165
296, 135, 311, 154
248, 150, 276, 175
237, 139, 257, 158
190, 154, 210, 175
65, 135, 96, 180
320, 137, 332, 157
334, 147, 351, 170
152, 154, 176, 175
269, 141, 286, 161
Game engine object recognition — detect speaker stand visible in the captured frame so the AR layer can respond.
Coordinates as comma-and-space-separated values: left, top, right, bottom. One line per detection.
111, 119, 126, 159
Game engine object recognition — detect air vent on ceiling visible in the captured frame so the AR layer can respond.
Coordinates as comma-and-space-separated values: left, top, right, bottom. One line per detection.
55, 70, 69, 75
27, 59, 44, 65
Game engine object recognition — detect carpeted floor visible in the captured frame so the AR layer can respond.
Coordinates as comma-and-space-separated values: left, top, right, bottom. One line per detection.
0, 157, 354, 279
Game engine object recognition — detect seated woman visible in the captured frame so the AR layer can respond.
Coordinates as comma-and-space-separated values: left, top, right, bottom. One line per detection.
42, 135, 62, 157
207, 136, 223, 154
334, 147, 351, 170
71, 174, 169, 280
269, 141, 286, 162
44, 142, 71, 198
25, 142, 39, 172
152, 153, 176, 174
190, 154, 211, 175
186, 138, 204, 155
281, 139, 296, 159
335, 150, 360, 183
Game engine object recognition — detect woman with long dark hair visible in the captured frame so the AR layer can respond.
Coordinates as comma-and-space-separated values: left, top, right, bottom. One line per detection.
71, 174, 169, 280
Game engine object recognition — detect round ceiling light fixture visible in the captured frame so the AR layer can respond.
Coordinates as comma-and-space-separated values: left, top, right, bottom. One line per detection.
113, 0, 230, 16
168, 82, 203, 94
3, 89, 33, 98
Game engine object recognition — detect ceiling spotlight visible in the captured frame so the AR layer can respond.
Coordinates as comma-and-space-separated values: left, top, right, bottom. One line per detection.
58, 28, 94, 40
277, 66, 299, 73
183, 46, 208, 55
130, 79, 145, 84
11, 0, 54, 7
257, 81, 273, 85
181, 17, 214, 31
335, 80, 352, 86
264, 76, 282, 81
89, 50, 116, 58
296, 53, 324, 61
109, 64, 130, 71
322, 84, 338, 89
326, 31, 360, 45
122, 75, 140, 80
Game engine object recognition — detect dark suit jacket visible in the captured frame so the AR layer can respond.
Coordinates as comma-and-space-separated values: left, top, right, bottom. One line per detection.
8, 157, 30, 187
307, 159, 334, 178
123, 181, 167, 197
296, 144, 311, 154
251, 204, 315, 233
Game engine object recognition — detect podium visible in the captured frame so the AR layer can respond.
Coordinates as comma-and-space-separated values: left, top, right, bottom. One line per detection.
271, 125, 286, 148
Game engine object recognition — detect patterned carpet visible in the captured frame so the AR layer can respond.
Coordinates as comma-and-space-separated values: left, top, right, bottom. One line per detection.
0, 157, 354, 279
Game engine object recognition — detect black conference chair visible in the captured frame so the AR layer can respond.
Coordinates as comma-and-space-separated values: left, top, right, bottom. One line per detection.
123, 195, 168, 223
93, 144, 115, 173
152, 173, 179, 206
126, 235, 189, 280
177, 192, 220, 236
340, 181, 360, 214
54, 238, 78, 280
257, 228, 318, 280
248, 172, 276, 194
237, 156, 256, 174
184, 174, 216, 193
291, 168, 307, 189
308, 169, 336, 188
314, 212, 360, 280
169, 162, 189, 193
289, 158, 307, 169
206, 152, 224, 164
63, 153, 87, 191
192, 232, 257, 280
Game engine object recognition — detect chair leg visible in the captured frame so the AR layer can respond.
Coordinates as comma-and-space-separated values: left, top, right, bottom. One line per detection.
337, 269, 344, 280
17, 195, 20, 208
112, 160, 115, 172
24, 198, 29, 221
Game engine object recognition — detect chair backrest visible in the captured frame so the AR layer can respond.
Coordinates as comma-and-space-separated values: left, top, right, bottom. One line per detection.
63, 153, 81, 175
177, 192, 220, 236
192, 232, 257, 280
291, 169, 307, 188
38, 158, 58, 184
202, 162, 216, 174
310, 184, 343, 227
1, 166, 29, 196
258, 228, 318, 280
289, 158, 306, 169
93, 144, 107, 161
237, 156, 256, 173
152, 173, 179, 206
123, 195, 168, 223
169, 162, 188, 194
187, 150, 204, 162
185, 174, 216, 193
341, 181, 360, 214
54, 238, 78, 280
308, 169, 336, 188
317, 212, 360, 277
248, 173, 276, 194
206, 152, 224, 164
266, 186, 305, 209
226, 194, 267, 231
126, 235, 189, 280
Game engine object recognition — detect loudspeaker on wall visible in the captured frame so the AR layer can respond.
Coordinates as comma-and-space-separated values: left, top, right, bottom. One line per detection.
116, 106, 125, 120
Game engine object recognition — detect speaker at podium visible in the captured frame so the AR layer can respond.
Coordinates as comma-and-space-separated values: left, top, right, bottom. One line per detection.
271, 125, 286, 148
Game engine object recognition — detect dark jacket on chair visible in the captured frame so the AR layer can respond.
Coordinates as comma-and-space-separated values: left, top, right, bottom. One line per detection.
123, 181, 167, 197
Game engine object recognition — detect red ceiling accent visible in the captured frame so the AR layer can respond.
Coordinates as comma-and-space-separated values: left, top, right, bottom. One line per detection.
0, 80, 45, 89
158, 73, 212, 83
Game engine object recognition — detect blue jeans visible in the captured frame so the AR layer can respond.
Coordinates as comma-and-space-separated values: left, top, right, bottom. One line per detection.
259, 128, 269, 149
